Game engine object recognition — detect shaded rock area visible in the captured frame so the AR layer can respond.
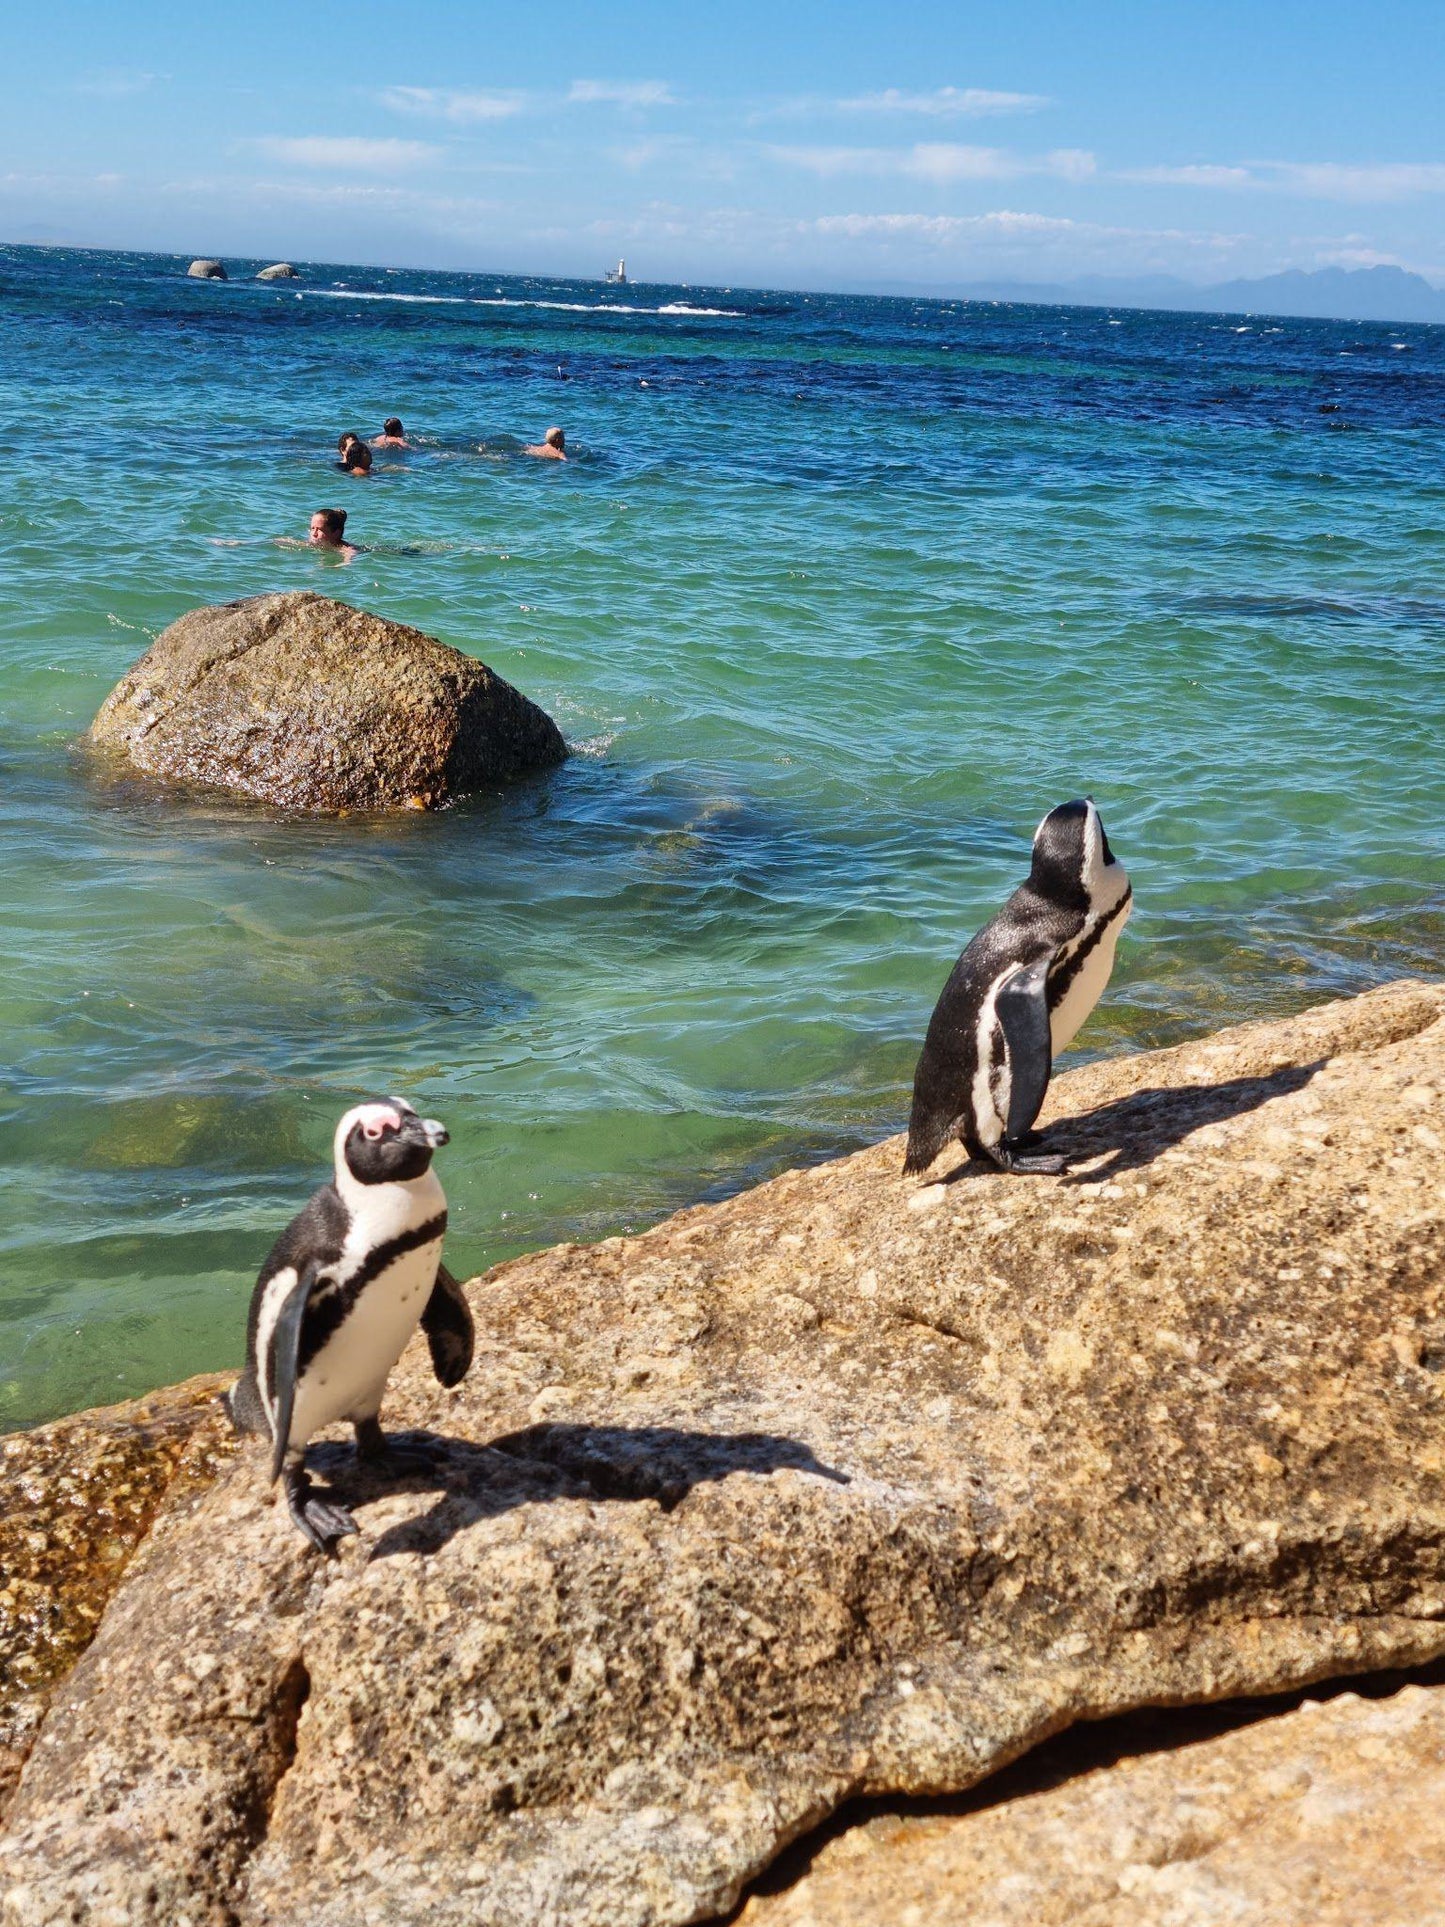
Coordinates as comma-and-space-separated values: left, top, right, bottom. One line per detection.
256, 262, 298, 280
187, 258, 226, 279
0, 1376, 234, 1814
2, 980, 1445, 1925
89, 591, 567, 811
736, 1679, 1445, 1925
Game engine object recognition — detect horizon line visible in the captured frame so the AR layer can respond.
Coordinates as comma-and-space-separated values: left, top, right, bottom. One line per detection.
4, 236, 1443, 328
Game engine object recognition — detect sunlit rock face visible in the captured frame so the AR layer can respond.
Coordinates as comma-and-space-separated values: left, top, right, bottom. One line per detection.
2, 980, 1444, 1925
89, 592, 567, 812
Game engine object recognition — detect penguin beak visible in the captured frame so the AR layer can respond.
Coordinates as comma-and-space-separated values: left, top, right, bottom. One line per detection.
400, 1114, 449, 1149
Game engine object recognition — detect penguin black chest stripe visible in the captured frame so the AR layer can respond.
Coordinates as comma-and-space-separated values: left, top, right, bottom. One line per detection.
294, 1209, 448, 1379
1047, 882, 1132, 1007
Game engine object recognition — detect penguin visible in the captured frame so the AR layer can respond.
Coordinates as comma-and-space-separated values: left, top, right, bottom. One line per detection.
225, 1097, 474, 1552
904, 798, 1132, 1178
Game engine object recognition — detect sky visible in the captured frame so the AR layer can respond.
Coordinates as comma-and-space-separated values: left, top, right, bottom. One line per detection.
3, 0, 1444, 290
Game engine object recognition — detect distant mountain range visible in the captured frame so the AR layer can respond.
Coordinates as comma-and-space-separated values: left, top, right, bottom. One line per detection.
873, 265, 1445, 326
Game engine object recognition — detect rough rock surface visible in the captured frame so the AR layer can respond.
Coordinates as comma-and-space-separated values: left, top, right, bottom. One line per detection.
736, 1682, 1445, 1925
89, 591, 567, 811
187, 258, 226, 279
256, 262, 298, 280
0, 1376, 234, 1814
3, 980, 1445, 1926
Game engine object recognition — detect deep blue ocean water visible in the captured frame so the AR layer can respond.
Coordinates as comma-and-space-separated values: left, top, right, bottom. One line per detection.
2, 244, 1442, 1426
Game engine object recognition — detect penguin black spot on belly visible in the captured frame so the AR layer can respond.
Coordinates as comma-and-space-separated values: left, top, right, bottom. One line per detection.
1048, 883, 1133, 1008
294, 1212, 448, 1379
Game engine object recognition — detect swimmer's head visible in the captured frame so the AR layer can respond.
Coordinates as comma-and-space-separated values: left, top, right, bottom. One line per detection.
545, 426, 565, 450
383, 417, 403, 437
309, 508, 348, 547
342, 442, 372, 475
337, 431, 361, 455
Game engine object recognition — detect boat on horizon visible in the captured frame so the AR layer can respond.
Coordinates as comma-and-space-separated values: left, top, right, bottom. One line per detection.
604, 258, 628, 286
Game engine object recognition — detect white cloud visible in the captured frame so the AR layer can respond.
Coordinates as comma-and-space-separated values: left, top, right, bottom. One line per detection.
378, 86, 526, 123
1261, 161, 1445, 202
1121, 159, 1445, 202
568, 79, 676, 108
246, 137, 441, 173
75, 68, 166, 98
1120, 164, 1256, 189
838, 86, 1048, 117
801, 206, 1256, 272
766, 142, 1096, 183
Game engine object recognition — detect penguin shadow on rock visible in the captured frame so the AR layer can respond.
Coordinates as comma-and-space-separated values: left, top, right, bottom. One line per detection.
360, 1423, 851, 1563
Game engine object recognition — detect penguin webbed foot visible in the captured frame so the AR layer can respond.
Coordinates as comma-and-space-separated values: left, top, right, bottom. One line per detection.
353, 1415, 443, 1476
282, 1462, 358, 1555
991, 1137, 1068, 1177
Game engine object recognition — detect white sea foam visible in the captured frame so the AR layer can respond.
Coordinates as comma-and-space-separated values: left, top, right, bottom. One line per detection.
304, 289, 745, 318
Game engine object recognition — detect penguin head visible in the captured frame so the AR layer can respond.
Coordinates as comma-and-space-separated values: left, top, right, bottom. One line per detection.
335, 1098, 449, 1186
1028, 798, 1124, 910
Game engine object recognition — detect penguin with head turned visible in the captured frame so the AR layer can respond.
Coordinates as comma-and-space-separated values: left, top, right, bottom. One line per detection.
226, 1097, 474, 1552
904, 799, 1132, 1179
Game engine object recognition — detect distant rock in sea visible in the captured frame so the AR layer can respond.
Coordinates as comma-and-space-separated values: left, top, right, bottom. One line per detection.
256, 262, 297, 281
88, 591, 568, 812
186, 259, 227, 280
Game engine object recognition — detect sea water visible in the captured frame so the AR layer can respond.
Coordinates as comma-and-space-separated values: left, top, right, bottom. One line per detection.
1, 245, 1442, 1427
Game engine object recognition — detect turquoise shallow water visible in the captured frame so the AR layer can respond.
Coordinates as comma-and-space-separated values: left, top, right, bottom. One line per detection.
2, 244, 1443, 1428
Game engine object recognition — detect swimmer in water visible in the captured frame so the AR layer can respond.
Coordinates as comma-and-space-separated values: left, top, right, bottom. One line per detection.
308, 508, 356, 562
523, 426, 566, 460
374, 416, 407, 448
339, 441, 372, 476
337, 431, 361, 457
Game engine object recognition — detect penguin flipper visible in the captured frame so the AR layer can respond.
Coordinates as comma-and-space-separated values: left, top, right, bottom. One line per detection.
996, 954, 1054, 1143
268, 1258, 321, 1485
421, 1263, 475, 1388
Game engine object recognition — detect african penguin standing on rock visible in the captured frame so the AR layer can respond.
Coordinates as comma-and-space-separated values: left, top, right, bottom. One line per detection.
904, 799, 1132, 1179
225, 1098, 474, 1552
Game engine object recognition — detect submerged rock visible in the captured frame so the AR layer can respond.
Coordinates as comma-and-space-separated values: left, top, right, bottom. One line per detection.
256, 262, 298, 280
89, 591, 567, 812
186, 259, 227, 280
2, 981, 1444, 1922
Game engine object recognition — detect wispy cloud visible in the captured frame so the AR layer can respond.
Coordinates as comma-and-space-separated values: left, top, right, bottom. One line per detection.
838, 86, 1048, 117
247, 137, 441, 173
1262, 161, 1445, 202
805, 207, 1254, 268
1122, 159, 1445, 202
75, 68, 167, 99
766, 142, 1095, 183
568, 79, 676, 108
609, 135, 739, 182
378, 86, 526, 123
1121, 163, 1256, 189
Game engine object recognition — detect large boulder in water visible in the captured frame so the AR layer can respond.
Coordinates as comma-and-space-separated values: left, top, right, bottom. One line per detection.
186, 259, 226, 280
89, 592, 567, 811
256, 262, 298, 280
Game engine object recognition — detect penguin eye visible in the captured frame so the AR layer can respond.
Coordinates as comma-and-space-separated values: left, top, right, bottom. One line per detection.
362, 1120, 388, 1141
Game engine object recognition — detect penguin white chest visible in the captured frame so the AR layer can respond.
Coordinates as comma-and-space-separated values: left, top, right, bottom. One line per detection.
1048, 884, 1132, 1056
287, 1237, 442, 1446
